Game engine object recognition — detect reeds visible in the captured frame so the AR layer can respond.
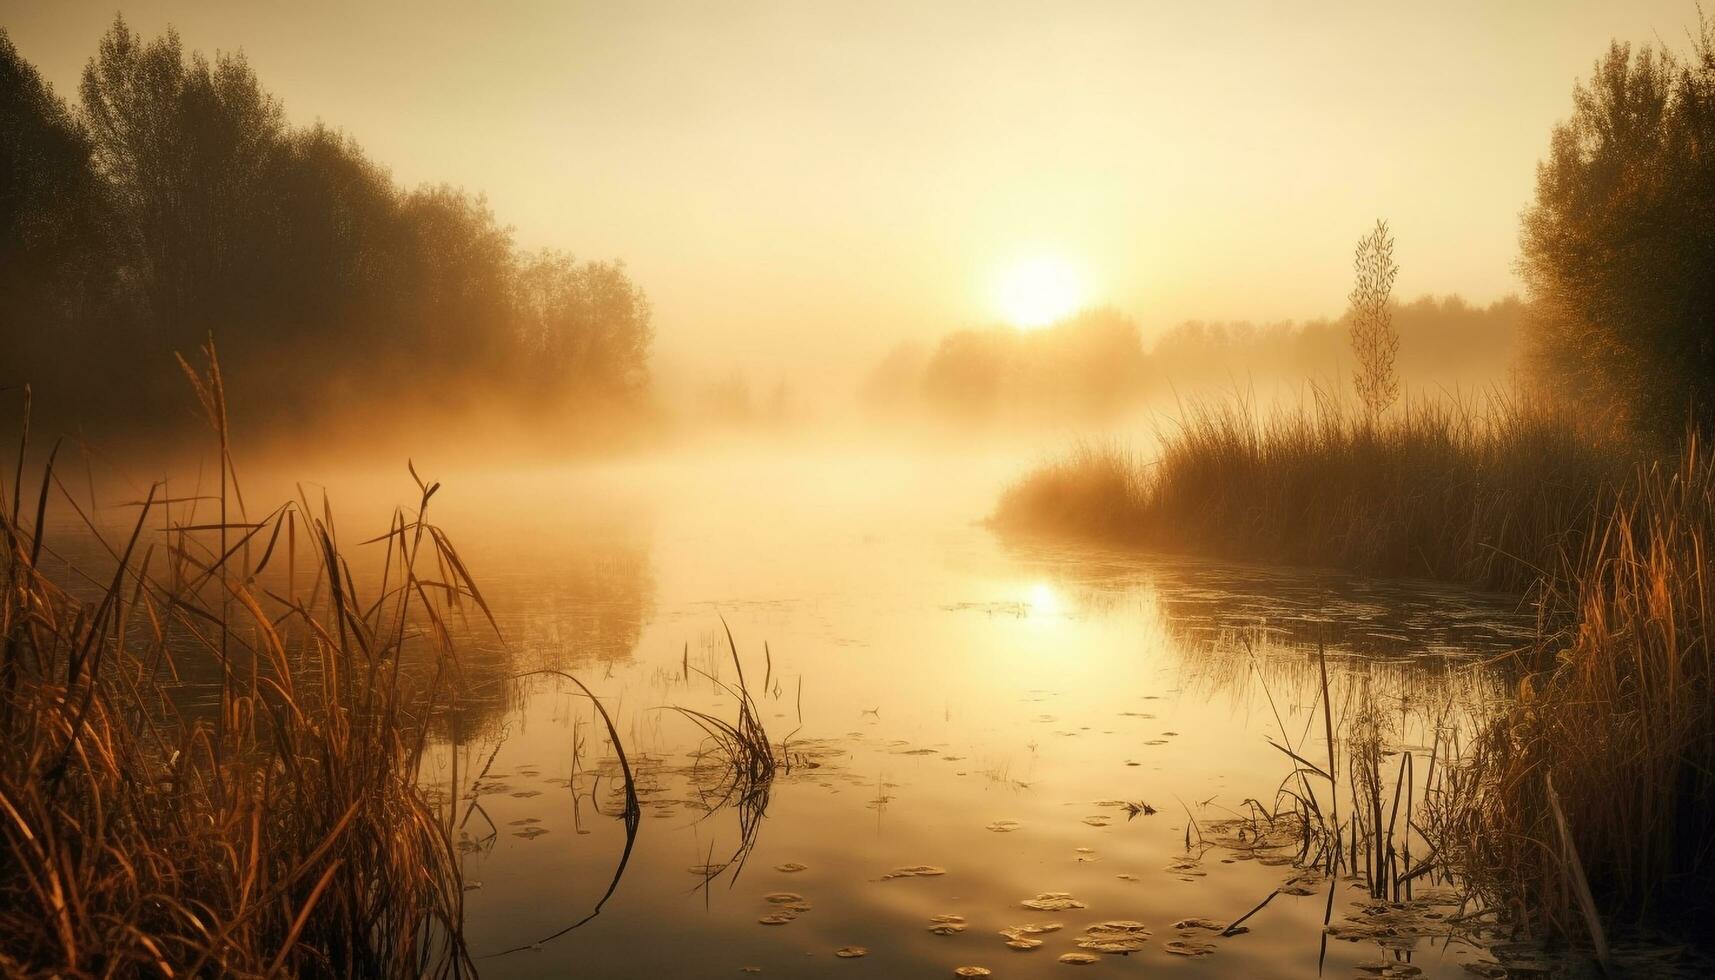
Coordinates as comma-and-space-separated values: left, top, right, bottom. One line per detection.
669, 622, 780, 885
0, 346, 501, 976
1432, 436, 1715, 942
1083, 390, 1715, 950
994, 388, 1621, 593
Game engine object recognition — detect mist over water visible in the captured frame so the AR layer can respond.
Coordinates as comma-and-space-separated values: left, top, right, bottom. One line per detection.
120, 440, 1519, 977
11, 4, 1715, 975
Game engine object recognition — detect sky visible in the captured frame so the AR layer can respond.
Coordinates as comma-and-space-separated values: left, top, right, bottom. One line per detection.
3, 0, 1705, 381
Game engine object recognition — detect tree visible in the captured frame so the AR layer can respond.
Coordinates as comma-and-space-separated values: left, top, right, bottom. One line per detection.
1520, 20, 1715, 436
78, 16, 285, 341
0, 29, 110, 403
2, 17, 657, 432
511, 250, 653, 403
1348, 219, 1400, 419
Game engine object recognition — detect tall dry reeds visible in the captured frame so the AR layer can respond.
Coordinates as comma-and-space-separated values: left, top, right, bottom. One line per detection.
994, 390, 1622, 593
1434, 437, 1715, 941
0, 347, 500, 976
997, 387, 1715, 948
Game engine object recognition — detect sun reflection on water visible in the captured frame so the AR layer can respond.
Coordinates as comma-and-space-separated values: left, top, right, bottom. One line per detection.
1026, 580, 1064, 618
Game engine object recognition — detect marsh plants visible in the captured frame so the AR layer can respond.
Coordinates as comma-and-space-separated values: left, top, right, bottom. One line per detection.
0, 347, 627, 977
997, 395, 1715, 960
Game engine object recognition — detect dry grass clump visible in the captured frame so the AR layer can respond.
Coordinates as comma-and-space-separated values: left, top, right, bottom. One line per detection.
1433, 438, 1715, 943
992, 440, 1146, 543
0, 352, 489, 976
994, 390, 1621, 592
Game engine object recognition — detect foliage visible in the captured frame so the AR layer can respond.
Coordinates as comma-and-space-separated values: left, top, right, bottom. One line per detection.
0, 33, 110, 391
1520, 18, 1715, 437
0, 18, 653, 434
1348, 220, 1400, 419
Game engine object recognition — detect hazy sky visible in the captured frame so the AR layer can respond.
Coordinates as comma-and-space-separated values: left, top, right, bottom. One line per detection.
4, 0, 1704, 378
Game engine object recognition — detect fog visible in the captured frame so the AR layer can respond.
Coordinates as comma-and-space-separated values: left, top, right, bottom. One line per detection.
2, 4, 1683, 466
11, 5, 1715, 978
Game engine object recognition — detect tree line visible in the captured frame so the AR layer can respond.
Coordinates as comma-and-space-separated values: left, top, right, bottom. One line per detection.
863, 296, 1525, 427
871, 15, 1715, 440
1, 18, 652, 435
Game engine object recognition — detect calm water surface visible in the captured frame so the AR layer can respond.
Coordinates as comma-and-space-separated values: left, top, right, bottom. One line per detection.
71, 445, 1532, 978
366, 446, 1531, 979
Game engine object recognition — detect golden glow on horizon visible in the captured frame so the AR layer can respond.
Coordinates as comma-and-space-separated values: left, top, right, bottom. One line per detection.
4, 1, 1699, 374
995, 254, 1086, 330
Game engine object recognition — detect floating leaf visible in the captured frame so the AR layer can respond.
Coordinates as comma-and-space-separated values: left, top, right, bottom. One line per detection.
1164, 940, 1216, 957
1075, 920, 1151, 954
1021, 892, 1085, 911
1000, 922, 1063, 938
883, 865, 947, 879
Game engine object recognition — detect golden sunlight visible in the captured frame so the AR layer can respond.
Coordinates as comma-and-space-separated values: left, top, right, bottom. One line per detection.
1026, 580, 1064, 618
993, 253, 1085, 329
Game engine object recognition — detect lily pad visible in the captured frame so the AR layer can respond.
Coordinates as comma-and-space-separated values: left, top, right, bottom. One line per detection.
1075, 920, 1151, 954
1021, 892, 1086, 911
883, 865, 947, 879
1000, 922, 1064, 938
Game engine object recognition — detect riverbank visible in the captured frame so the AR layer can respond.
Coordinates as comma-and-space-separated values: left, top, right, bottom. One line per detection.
994, 395, 1715, 950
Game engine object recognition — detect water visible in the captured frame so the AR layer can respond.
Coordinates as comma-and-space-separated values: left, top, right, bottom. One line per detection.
57, 444, 1536, 976
300, 444, 1525, 978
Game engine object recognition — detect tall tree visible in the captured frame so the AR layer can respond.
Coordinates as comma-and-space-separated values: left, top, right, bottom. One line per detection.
0, 29, 109, 399
1349, 219, 1400, 419
1521, 20, 1715, 435
79, 16, 284, 342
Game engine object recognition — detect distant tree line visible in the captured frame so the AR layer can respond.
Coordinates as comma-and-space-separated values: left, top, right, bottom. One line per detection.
862, 308, 1150, 425
0, 18, 652, 434
865, 296, 1525, 426
872, 17, 1715, 439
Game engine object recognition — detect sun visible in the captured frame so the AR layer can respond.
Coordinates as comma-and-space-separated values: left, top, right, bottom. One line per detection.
994, 253, 1085, 329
